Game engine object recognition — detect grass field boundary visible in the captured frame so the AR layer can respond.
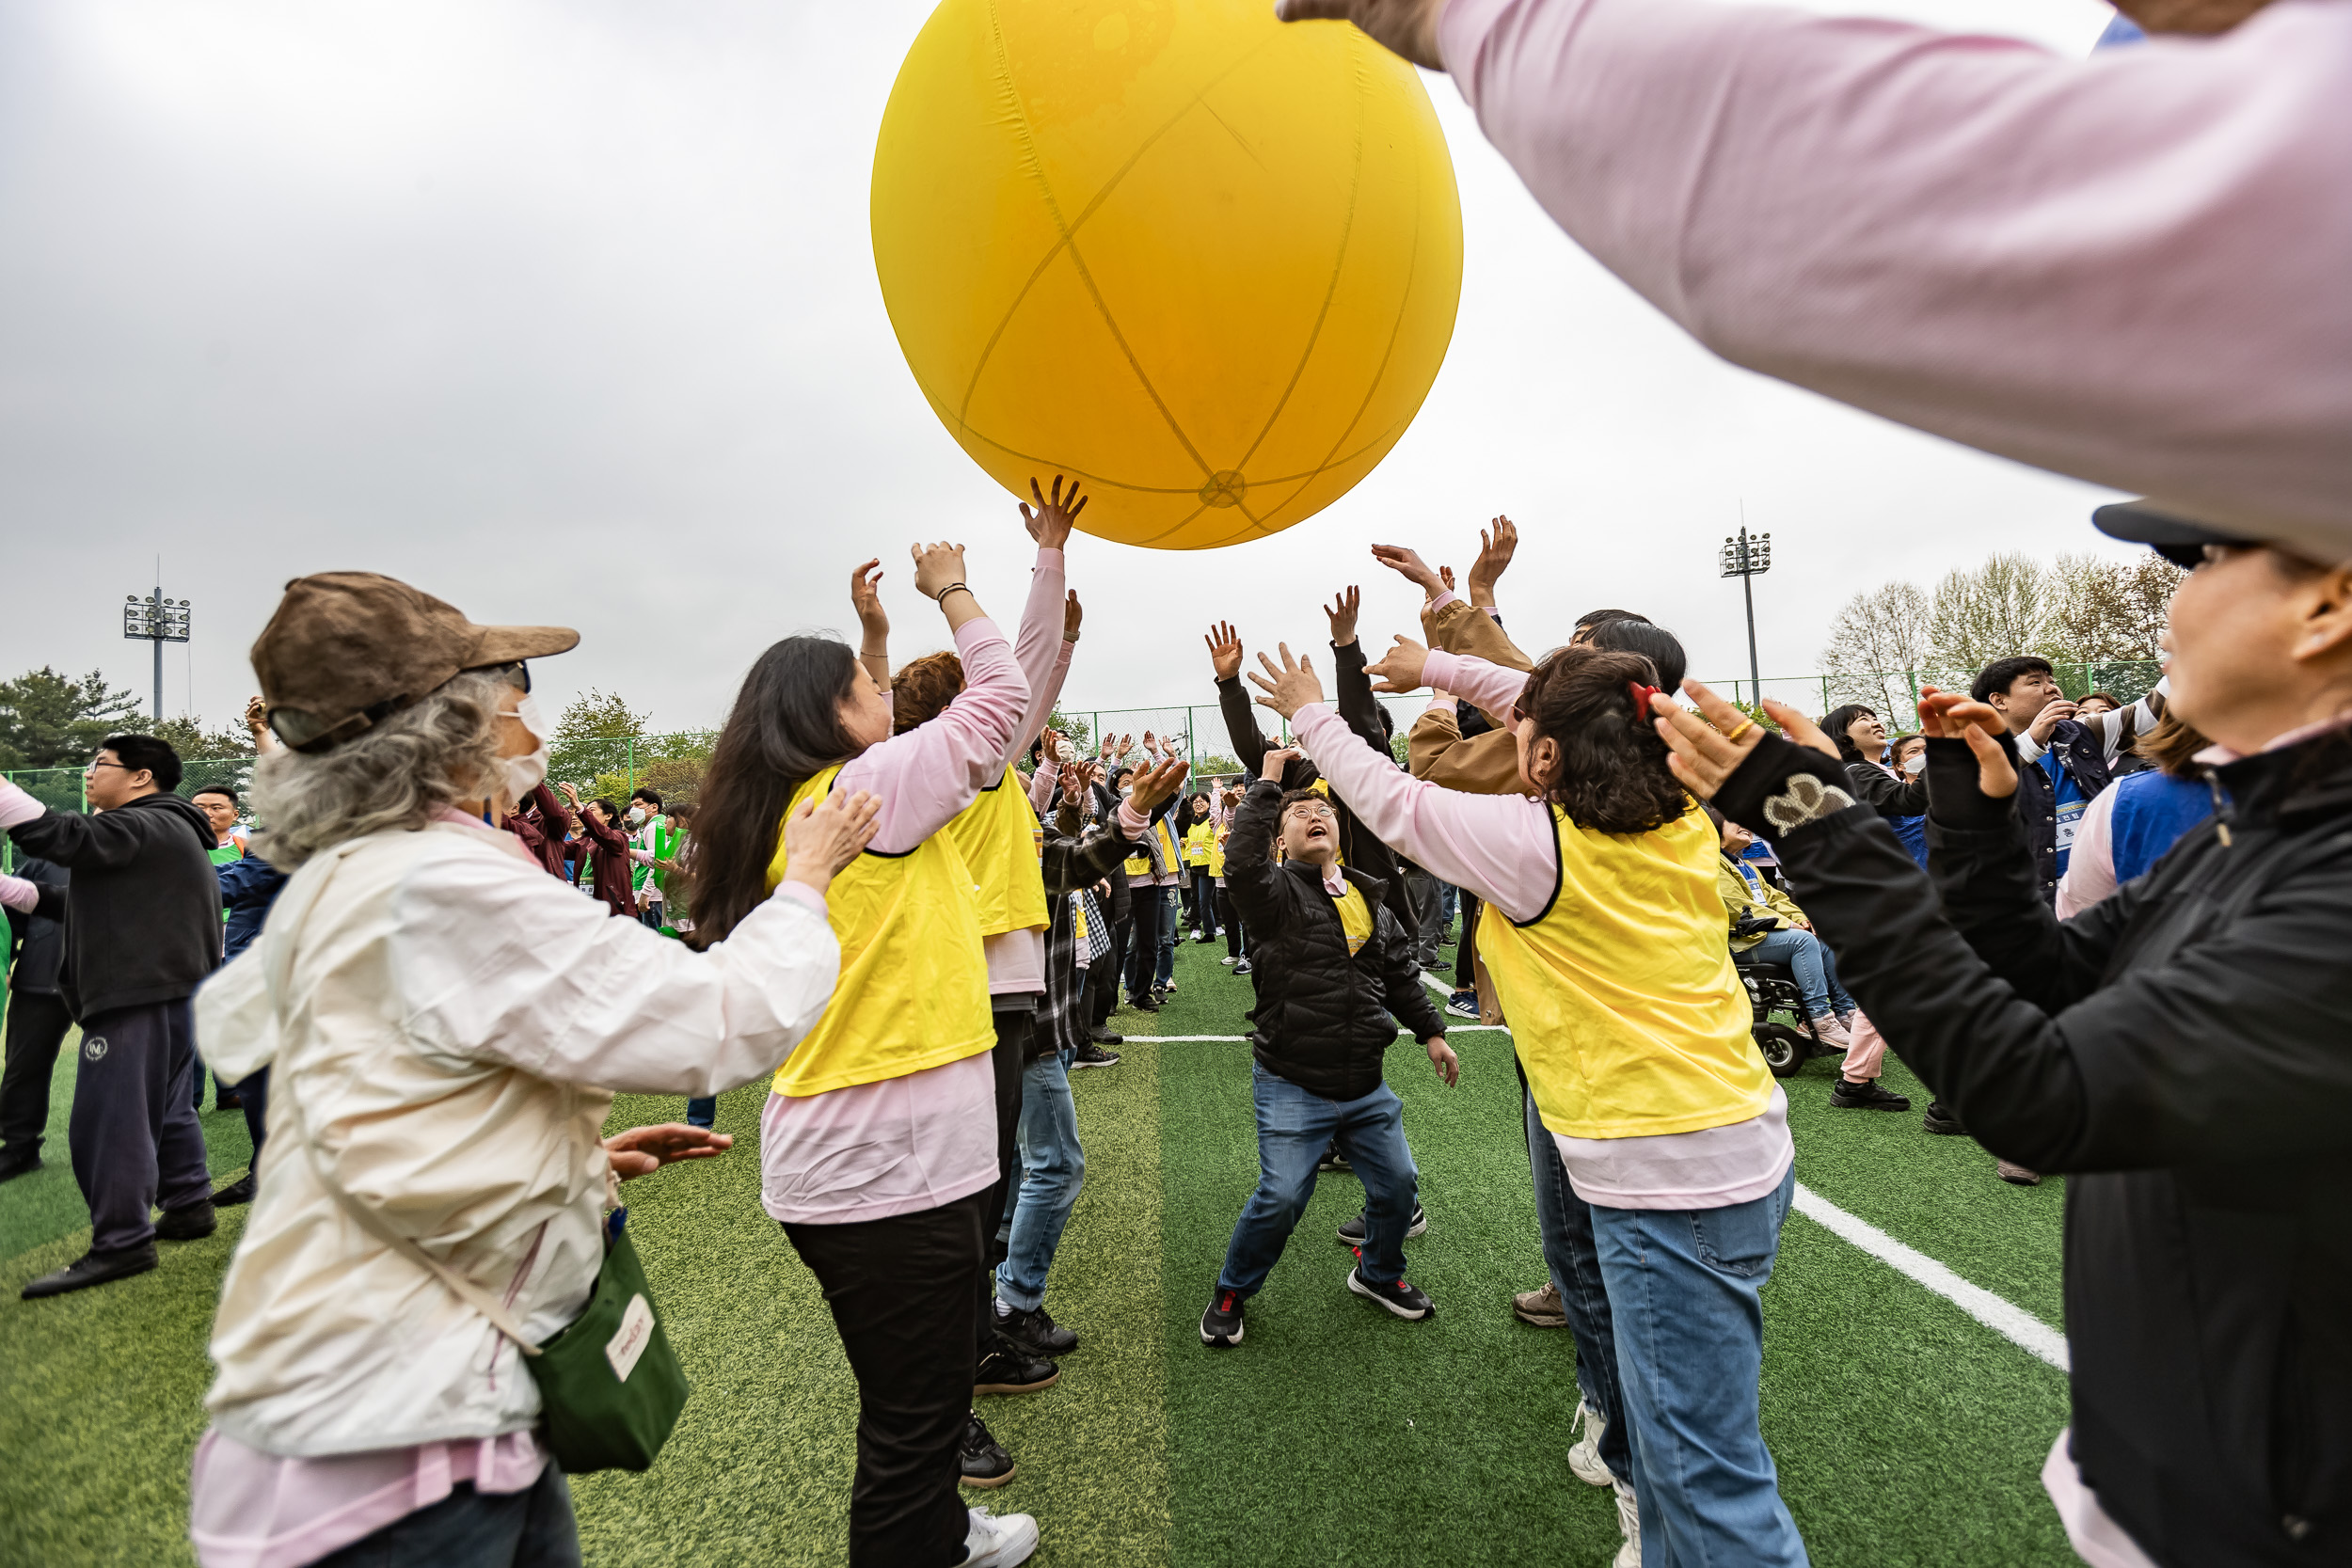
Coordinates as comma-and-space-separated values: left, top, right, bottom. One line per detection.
1792, 1181, 2070, 1370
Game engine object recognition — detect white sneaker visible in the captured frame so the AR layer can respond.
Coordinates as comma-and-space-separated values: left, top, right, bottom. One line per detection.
1612, 1480, 1642, 1567
1220, 955, 1237, 966
1567, 1398, 1615, 1487
962, 1506, 1039, 1567
1808, 1012, 1853, 1050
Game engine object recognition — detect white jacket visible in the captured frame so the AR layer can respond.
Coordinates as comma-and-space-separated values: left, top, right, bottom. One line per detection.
196, 818, 837, 1457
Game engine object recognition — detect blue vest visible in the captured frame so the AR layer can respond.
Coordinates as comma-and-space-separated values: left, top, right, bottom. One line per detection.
2108, 769, 2216, 886
1891, 815, 1929, 869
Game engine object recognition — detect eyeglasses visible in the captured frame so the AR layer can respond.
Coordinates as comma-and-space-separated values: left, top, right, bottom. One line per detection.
471, 661, 531, 693
84, 759, 133, 775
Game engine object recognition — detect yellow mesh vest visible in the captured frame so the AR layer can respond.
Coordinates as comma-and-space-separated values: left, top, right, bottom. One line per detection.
1207, 823, 1229, 879
1184, 822, 1213, 865
941, 765, 1048, 938
1477, 803, 1772, 1139
1123, 813, 1179, 878
765, 765, 994, 1097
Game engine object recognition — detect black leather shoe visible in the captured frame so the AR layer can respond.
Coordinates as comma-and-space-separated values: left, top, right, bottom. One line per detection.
1922, 1100, 1965, 1135
154, 1201, 217, 1242
973, 1346, 1059, 1396
1087, 1024, 1124, 1046
212, 1174, 258, 1208
22, 1244, 158, 1299
996, 1303, 1079, 1359
959, 1410, 1016, 1488
0, 1153, 41, 1183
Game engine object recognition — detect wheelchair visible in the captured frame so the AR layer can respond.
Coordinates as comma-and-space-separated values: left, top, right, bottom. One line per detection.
1731, 927, 1842, 1080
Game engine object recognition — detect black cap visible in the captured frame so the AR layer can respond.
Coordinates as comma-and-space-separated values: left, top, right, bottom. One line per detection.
2091, 499, 2254, 570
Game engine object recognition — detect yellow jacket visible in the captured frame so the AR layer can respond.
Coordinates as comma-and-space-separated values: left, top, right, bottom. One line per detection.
1717, 856, 1809, 951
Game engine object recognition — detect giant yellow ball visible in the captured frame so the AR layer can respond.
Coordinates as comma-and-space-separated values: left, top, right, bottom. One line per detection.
871, 0, 1464, 550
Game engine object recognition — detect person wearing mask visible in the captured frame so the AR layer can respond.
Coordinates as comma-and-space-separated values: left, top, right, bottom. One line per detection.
0, 853, 71, 1182
1885, 734, 1931, 869
1648, 495, 2352, 1568
2055, 712, 2217, 917
1285, 632, 1800, 1568
1199, 751, 1456, 1350
858, 478, 1089, 1467
625, 786, 671, 930
1181, 795, 1219, 942
183, 569, 880, 1568
4, 735, 220, 1299
1820, 705, 1932, 823
190, 784, 247, 1113
557, 786, 637, 919
687, 540, 1041, 1568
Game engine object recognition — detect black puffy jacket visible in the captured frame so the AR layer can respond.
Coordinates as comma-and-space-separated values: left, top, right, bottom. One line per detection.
1717, 727, 2352, 1568
1223, 779, 1446, 1101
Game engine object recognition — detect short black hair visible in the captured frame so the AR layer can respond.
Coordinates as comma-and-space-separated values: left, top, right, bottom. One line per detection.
1575, 608, 1645, 632
592, 797, 622, 821
99, 734, 181, 791
1585, 617, 1686, 691
1971, 656, 2054, 705
630, 786, 662, 809
190, 784, 240, 808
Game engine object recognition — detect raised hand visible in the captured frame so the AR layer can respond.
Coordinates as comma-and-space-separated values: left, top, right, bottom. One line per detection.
1115, 733, 1135, 758
1205, 620, 1245, 681
1918, 688, 2020, 799
850, 559, 890, 641
1438, 565, 1456, 594
1369, 544, 1445, 598
1063, 589, 1083, 641
1366, 634, 1432, 694
1466, 515, 1518, 607
1260, 746, 1303, 781
1127, 756, 1191, 814
557, 781, 581, 806
603, 1123, 735, 1180
1247, 643, 1327, 720
1022, 474, 1089, 551
1324, 585, 1361, 647
2027, 697, 2077, 746
1647, 682, 1835, 800
780, 788, 882, 891
910, 541, 968, 602
1273, 0, 1445, 70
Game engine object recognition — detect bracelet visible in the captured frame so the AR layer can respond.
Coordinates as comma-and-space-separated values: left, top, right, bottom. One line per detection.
934, 582, 971, 604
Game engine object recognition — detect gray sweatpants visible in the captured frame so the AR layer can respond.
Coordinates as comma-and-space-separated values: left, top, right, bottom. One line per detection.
72, 999, 212, 1256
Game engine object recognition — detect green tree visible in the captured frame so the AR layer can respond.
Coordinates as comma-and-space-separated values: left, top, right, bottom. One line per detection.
0, 667, 142, 770
549, 689, 651, 791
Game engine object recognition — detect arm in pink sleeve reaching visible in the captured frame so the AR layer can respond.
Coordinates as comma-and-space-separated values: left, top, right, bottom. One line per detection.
1422, 650, 1529, 723
1294, 703, 1557, 920
1004, 547, 1069, 765
836, 617, 1030, 854
1438, 0, 2352, 550
1028, 758, 1060, 813
0, 874, 39, 913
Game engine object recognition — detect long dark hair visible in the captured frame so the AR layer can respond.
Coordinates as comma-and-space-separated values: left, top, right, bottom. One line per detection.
688, 636, 866, 948
1820, 704, 1879, 764
1519, 646, 1690, 835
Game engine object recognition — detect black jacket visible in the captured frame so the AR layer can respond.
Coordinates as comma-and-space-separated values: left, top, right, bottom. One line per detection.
1717, 728, 2352, 1568
1224, 779, 1445, 1101
8, 791, 221, 1021
2014, 717, 2113, 900
4, 856, 69, 996
1216, 639, 1416, 932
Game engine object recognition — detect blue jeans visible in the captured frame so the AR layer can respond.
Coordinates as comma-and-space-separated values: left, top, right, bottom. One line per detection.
684, 1097, 717, 1129
994, 1050, 1085, 1310
1593, 1170, 1806, 1568
1217, 1065, 1419, 1294
312, 1465, 579, 1566
1439, 880, 1459, 935
1743, 928, 1854, 1020
1524, 1078, 1631, 1483
1154, 887, 1180, 988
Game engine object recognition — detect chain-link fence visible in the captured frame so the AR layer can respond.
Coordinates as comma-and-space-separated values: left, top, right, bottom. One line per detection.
1700, 660, 2162, 725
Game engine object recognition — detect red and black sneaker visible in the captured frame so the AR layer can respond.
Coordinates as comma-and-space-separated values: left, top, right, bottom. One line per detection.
1200, 1287, 1246, 1348
1346, 1251, 1434, 1321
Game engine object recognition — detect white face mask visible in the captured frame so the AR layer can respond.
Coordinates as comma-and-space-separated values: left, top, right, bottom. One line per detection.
1902, 752, 1927, 776
498, 693, 550, 800
626, 806, 646, 825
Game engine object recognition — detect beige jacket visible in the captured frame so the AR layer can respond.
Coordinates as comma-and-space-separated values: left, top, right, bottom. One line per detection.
196, 818, 838, 1457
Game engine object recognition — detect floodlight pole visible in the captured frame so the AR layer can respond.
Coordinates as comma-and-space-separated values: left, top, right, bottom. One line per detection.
1719, 527, 1772, 705
123, 586, 193, 721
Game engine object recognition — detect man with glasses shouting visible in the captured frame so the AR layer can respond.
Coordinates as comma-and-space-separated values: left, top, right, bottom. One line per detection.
1, 733, 224, 1298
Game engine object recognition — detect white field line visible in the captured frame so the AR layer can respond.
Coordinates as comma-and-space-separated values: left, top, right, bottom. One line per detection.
1157, 963, 2071, 1372
1791, 1181, 2069, 1371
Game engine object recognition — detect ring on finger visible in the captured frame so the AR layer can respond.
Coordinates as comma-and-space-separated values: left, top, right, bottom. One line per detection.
1724, 719, 1756, 744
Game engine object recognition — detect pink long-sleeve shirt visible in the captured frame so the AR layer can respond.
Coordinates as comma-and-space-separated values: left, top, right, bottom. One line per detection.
981, 546, 1075, 997
760, 614, 1030, 1227
1292, 649, 1790, 1211
1437, 0, 2352, 560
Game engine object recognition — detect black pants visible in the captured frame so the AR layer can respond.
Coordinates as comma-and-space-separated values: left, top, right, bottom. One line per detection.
1454, 893, 1482, 991
785, 1190, 988, 1568
73, 999, 213, 1256
1124, 881, 1165, 1002
1095, 917, 1130, 1027
978, 1009, 1031, 1363
236, 1065, 270, 1170
1, 988, 73, 1164
1218, 886, 1247, 959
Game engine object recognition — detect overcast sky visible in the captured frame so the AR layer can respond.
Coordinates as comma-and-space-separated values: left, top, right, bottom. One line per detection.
0, 0, 2129, 743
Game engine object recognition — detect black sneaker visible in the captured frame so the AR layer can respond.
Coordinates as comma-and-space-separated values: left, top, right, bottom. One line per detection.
1316, 1143, 1351, 1174
21, 1244, 157, 1300
1071, 1042, 1120, 1069
1233, 958, 1253, 975
1829, 1079, 1913, 1112
212, 1173, 258, 1207
1922, 1100, 1965, 1135
0, 1152, 41, 1183
959, 1410, 1016, 1488
1444, 991, 1478, 1020
154, 1201, 217, 1242
1126, 994, 1161, 1013
1346, 1258, 1435, 1321
1200, 1287, 1246, 1348
996, 1303, 1079, 1359
1336, 1205, 1427, 1244
974, 1347, 1059, 1396
1088, 1024, 1124, 1046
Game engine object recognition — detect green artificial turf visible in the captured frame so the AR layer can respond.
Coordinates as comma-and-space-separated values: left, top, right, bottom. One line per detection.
0, 934, 2078, 1567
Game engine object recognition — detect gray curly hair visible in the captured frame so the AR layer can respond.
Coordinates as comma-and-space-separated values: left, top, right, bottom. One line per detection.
250, 671, 510, 868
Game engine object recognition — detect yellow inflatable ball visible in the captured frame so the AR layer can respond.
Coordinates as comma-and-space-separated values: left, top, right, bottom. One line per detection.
871, 0, 1463, 551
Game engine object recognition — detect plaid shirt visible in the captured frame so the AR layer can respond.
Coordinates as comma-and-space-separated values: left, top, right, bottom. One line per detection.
1037, 791, 1142, 1057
